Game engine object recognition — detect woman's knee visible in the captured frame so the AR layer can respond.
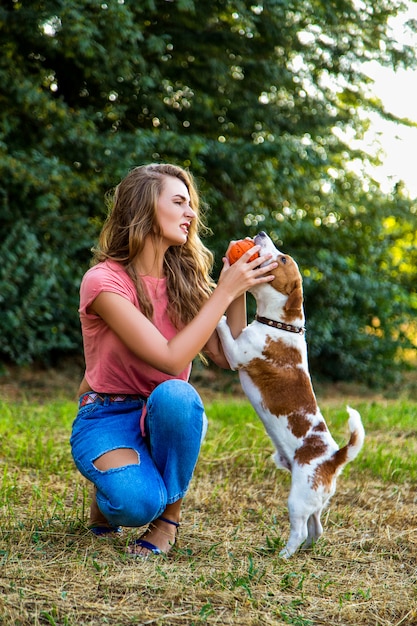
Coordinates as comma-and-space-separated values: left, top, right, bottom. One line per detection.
97, 469, 167, 527
148, 380, 204, 430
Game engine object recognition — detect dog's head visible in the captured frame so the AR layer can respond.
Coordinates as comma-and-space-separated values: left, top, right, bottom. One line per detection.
251, 231, 303, 320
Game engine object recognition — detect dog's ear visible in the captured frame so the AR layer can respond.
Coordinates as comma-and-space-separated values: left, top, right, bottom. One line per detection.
284, 286, 303, 312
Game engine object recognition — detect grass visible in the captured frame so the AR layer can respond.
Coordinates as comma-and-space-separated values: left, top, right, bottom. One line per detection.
1, 372, 417, 625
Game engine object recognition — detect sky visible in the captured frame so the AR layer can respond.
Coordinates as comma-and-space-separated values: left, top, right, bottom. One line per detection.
358, 2, 417, 198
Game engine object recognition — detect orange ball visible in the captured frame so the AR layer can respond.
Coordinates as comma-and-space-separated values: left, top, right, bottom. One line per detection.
228, 239, 260, 264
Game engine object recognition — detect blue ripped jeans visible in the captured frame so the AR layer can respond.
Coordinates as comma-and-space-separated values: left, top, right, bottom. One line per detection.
70, 380, 207, 528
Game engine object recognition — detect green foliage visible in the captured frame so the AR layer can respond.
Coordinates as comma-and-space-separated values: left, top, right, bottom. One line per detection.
264, 179, 417, 385
0, 0, 416, 383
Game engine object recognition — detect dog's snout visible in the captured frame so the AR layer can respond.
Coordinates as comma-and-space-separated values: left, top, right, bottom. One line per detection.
254, 231, 267, 245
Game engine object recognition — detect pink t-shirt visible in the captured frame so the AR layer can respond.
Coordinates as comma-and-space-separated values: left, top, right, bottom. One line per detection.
79, 259, 191, 396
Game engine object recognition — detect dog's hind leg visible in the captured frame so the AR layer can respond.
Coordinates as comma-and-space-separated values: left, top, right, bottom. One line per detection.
302, 511, 323, 550
279, 486, 311, 558
279, 477, 325, 558
279, 510, 309, 558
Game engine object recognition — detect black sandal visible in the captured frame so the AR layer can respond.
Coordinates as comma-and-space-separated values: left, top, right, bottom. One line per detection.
89, 524, 123, 537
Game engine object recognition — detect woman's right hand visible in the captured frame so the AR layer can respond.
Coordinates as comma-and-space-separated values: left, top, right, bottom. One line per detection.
216, 244, 277, 299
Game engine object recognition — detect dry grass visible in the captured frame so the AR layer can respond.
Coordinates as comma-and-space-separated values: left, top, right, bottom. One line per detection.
1, 467, 416, 625
1, 363, 417, 625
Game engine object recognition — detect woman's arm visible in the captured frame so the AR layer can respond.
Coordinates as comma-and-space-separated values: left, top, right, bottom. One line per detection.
91, 246, 276, 376
202, 244, 250, 368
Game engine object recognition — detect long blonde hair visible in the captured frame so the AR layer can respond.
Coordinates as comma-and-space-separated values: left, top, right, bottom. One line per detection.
93, 163, 215, 326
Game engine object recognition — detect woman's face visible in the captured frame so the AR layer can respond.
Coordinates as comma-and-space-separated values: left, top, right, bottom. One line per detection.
156, 176, 197, 246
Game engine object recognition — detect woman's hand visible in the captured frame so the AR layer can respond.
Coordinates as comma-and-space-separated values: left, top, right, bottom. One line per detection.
223, 237, 255, 263
217, 244, 277, 300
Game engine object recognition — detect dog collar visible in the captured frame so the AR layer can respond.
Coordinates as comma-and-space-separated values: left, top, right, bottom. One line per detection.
255, 315, 305, 335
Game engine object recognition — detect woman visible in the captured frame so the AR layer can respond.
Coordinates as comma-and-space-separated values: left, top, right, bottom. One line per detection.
70, 163, 277, 558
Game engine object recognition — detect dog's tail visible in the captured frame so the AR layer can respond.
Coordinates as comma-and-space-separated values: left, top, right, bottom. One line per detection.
333, 406, 365, 472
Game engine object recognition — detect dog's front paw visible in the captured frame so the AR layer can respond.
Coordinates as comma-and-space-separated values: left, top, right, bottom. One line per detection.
216, 315, 230, 341
217, 315, 227, 330
216, 316, 239, 370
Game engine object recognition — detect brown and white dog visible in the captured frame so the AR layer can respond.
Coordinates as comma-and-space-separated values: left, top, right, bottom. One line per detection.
217, 231, 365, 558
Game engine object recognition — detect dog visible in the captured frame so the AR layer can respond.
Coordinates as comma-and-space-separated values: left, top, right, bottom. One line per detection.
217, 231, 365, 558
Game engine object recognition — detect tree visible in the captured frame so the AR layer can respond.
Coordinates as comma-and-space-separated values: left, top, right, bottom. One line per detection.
0, 0, 416, 383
